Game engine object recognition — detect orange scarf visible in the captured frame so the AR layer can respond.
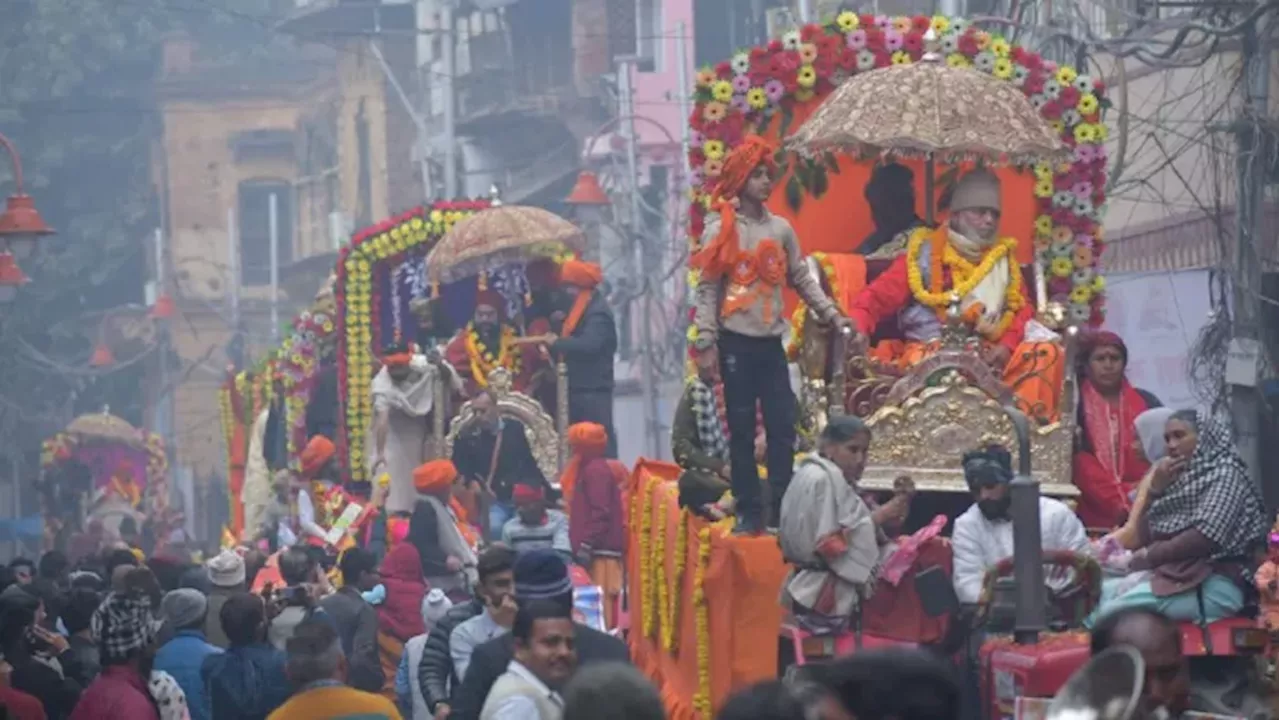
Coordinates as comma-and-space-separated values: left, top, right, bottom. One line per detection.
690, 135, 779, 281
561, 290, 592, 339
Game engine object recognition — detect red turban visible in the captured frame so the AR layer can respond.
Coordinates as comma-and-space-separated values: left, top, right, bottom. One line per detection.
474, 289, 506, 319
512, 483, 545, 504
558, 260, 603, 289
413, 459, 458, 495
691, 135, 780, 280
300, 436, 336, 479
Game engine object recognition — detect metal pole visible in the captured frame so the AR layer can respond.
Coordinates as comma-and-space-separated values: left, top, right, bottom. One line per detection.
675, 21, 693, 185
797, 0, 813, 23
1005, 405, 1047, 645
154, 227, 174, 487
227, 207, 240, 327
1229, 22, 1268, 488
441, 0, 458, 198
269, 192, 280, 344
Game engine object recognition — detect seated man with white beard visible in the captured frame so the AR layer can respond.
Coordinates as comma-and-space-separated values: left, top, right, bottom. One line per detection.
951, 444, 1091, 607
847, 169, 1065, 422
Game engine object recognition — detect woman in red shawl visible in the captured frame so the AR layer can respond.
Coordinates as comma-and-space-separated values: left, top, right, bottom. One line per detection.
1073, 331, 1162, 529
375, 543, 427, 700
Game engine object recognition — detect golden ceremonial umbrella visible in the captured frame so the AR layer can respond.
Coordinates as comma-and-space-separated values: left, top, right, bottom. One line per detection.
787, 60, 1070, 165
65, 409, 145, 448
425, 205, 585, 285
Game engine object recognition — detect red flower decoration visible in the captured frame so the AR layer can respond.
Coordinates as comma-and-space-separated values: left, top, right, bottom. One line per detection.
839, 48, 858, 71
768, 39, 783, 52
715, 61, 732, 77
957, 32, 979, 55
902, 32, 924, 54
1058, 86, 1080, 108
912, 15, 931, 32
1041, 100, 1062, 120
859, 13, 876, 27
864, 28, 884, 50
801, 24, 822, 42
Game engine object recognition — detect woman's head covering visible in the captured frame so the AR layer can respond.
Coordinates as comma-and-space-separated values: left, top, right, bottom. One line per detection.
300, 436, 336, 479
413, 459, 457, 495
1147, 410, 1269, 559
378, 543, 428, 641
1080, 330, 1129, 366
1133, 407, 1175, 463
559, 260, 603, 289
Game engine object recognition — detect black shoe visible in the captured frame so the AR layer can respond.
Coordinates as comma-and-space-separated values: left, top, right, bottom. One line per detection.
733, 514, 764, 536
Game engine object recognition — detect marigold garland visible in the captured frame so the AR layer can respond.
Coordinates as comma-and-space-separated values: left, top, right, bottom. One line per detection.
906, 227, 1025, 341
786, 251, 840, 360
691, 526, 714, 718
464, 323, 521, 388
637, 475, 655, 639
660, 505, 689, 652
651, 489, 668, 641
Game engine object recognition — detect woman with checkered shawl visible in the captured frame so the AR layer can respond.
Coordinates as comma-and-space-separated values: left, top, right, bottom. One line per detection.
1088, 410, 1269, 627
671, 362, 733, 520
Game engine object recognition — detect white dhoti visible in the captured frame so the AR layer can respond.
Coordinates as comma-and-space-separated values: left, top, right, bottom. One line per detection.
366, 357, 462, 513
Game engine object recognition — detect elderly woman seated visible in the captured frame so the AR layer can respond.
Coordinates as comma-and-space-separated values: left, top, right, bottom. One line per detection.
1088, 409, 1270, 626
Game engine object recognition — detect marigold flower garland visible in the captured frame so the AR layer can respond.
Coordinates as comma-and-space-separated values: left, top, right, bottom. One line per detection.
637, 473, 655, 639
651, 490, 668, 641
905, 228, 1024, 340
660, 506, 689, 652
464, 323, 521, 388
786, 252, 840, 360
691, 526, 714, 718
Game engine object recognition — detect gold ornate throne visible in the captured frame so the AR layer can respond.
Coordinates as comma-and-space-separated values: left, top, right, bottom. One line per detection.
794, 254, 1080, 498
440, 367, 565, 489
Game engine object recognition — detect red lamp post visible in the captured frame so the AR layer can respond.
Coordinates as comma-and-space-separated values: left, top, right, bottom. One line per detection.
0, 132, 54, 303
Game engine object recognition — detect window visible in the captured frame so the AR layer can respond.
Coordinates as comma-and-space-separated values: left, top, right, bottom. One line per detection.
238, 180, 293, 286
636, 0, 662, 72
694, 0, 786, 67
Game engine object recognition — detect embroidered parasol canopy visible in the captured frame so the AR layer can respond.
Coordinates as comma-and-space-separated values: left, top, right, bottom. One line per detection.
787, 60, 1070, 166
65, 410, 145, 448
425, 205, 585, 285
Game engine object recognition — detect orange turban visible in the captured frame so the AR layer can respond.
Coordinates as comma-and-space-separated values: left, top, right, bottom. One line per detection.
300, 436, 336, 479
560, 422, 608, 505
413, 459, 458, 495
691, 135, 779, 281
559, 260, 603, 289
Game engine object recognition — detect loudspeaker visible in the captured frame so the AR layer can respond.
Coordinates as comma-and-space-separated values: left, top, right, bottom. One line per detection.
1047, 645, 1146, 720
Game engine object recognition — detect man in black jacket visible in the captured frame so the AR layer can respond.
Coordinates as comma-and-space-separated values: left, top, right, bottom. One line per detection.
418, 546, 517, 719
524, 259, 618, 458
451, 388, 549, 538
449, 549, 629, 720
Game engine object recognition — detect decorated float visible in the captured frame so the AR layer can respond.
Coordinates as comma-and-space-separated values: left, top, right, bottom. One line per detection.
633, 13, 1113, 718
39, 410, 176, 557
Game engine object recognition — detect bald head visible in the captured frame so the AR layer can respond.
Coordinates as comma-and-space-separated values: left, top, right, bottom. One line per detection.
1090, 609, 1189, 716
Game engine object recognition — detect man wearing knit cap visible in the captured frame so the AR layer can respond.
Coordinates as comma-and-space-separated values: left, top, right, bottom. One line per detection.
450, 550, 629, 720
155, 589, 222, 720
847, 168, 1065, 421
204, 549, 246, 649
691, 135, 850, 535
520, 259, 619, 458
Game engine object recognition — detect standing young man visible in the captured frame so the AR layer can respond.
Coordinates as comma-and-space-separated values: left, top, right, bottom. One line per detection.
691, 135, 849, 533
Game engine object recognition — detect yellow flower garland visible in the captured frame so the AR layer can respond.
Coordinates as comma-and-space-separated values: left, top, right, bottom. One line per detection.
786, 251, 840, 360
638, 475, 655, 639
691, 526, 714, 718
904, 227, 1025, 341
660, 505, 688, 652
464, 323, 521, 388
652, 491, 667, 641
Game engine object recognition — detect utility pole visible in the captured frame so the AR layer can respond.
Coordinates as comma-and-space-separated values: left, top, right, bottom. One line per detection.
617, 56, 661, 458
153, 227, 175, 485
796, 0, 813, 23
441, 0, 458, 198
269, 192, 280, 344
1227, 19, 1270, 488
226, 207, 243, 370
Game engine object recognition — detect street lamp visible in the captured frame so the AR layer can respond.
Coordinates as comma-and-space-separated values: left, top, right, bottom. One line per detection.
0, 131, 53, 303
564, 170, 611, 226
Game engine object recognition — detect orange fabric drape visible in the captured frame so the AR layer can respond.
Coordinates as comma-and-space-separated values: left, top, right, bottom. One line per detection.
823, 253, 868, 313
627, 460, 789, 719
228, 416, 247, 539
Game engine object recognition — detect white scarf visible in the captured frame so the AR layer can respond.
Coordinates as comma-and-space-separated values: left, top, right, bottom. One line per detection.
948, 228, 1009, 325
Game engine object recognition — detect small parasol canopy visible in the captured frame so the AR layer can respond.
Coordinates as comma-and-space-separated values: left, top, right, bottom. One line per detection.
65, 409, 145, 449
786, 60, 1070, 166
426, 205, 585, 285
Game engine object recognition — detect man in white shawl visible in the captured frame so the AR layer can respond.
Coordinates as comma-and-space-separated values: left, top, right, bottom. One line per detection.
779, 415, 899, 631
369, 340, 463, 514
